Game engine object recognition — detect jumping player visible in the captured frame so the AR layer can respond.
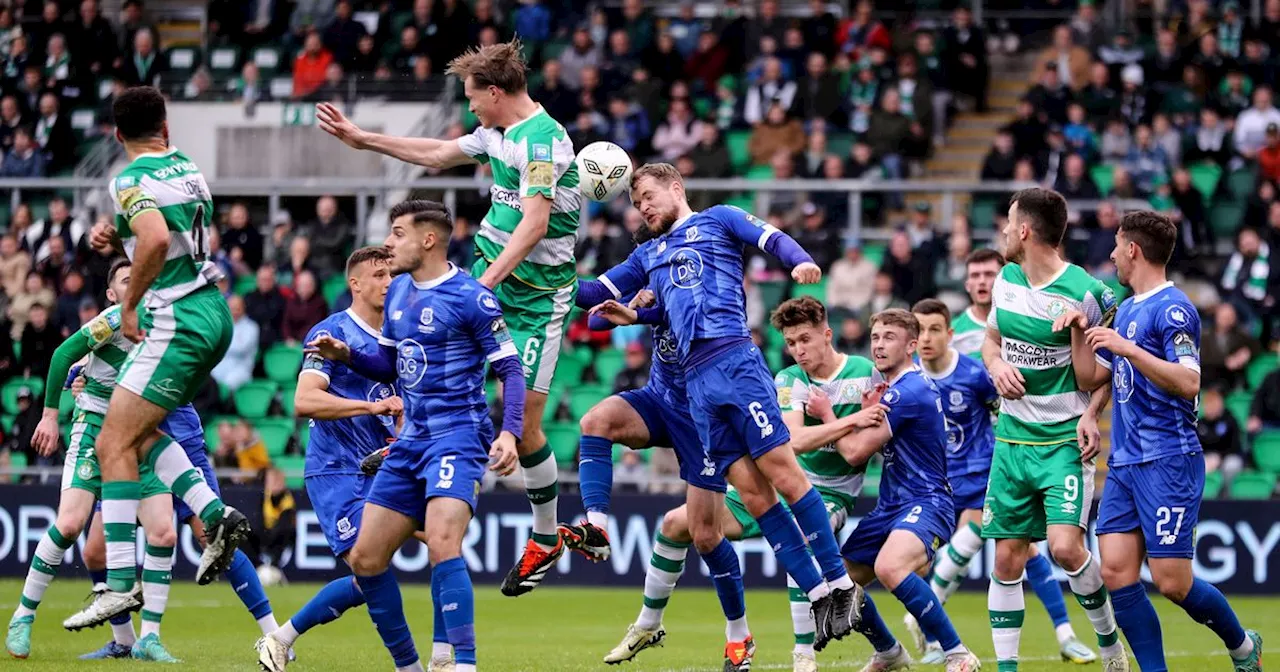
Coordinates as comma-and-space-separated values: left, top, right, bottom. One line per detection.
317, 39, 582, 595
1078, 211, 1262, 672
305, 200, 523, 672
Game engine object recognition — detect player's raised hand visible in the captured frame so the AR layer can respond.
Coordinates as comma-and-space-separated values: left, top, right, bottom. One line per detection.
1052, 309, 1089, 333
1084, 326, 1136, 358
805, 386, 835, 422
791, 262, 822, 284
316, 102, 368, 149
589, 299, 639, 326
1077, 411, 1102, 460
304, 334, 352, 362
371, 395, 404, 417
990, 359, 1026, 400
628, 289, 656, 309
489, 431, 518, 476
861, 381, 889, 408
31, 412, 59, 457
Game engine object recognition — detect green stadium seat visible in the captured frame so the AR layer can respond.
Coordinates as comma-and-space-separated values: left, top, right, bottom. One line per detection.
593, 349, 626, 385
263, 344, 305, 383
543, 387, 563, 422
1226, 390, 1254, 426
744, 165, 774, 179
863, 243, 886, 267
2, 378, 43, 415
1187, 162, 1222, 203
8, 451, 25, 483
757, 281, 786, 311
461, 101, 478, 131
545, 421, 580, 464
722, 193, 755, 212
166, 47, 199, 75
234, 274, 257, 296
1204, 469, 1224, 499
275, 455, 306, 489
207, 46, 241, 73
0, 414, 13, 434
541, 39, 569, 61
233, 381, 279, 419
1252, 430, 1280, 473
827, 133, 854, 159
726, 130, 751, 174
612, 443, 651, 463
251, 46, 283, 75
279, 381, 297, 417
204, 419, 221, 453
1209, 201, 1245, 237
1228, 471, 1276, 499
322, 275, 348, 306
791, 278, 827, 300
568, 384, 611, 418
1228, 167, 1259, 200
553, 355, 588, 388
1090, 164, 1115, 195
255, 418, 295, 457
1247, 353, 1278, 390
969, 197, 998, 230
765, 346, 785, 373
861, 472, 879, 499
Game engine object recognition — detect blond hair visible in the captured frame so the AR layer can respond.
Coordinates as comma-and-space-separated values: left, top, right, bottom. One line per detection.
630, 162, 683, 190
446, 40, 527, 93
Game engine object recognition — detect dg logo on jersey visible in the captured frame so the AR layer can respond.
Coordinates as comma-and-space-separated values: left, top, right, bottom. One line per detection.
396, 339, 428, 389
669, 249, 704, 289
1114, 358, 1135, 404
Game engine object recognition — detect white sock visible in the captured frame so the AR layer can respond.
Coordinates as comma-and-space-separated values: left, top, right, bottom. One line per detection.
112, 617, 137, 647
806, 582, 831, 602
257, 614, 280, 635
944, 644, 969, 656
989, 574, 1025, 667
275, 621, 301, 647
829, 573, 854, 590
1056, 622, 1077, 645
395, 662, 424, 672
1064, 553, 1123, 660
933, 521, 983, 604
725, 616, 750, 642
587, 511, 608, 529
520, 448, 559, 550
431, 641, 453, 659
1230, 635, 1255, 660
636, 535, 689, 629
456, 665, 476, 672
15, 530, 70, 618
788, 574, 816, 655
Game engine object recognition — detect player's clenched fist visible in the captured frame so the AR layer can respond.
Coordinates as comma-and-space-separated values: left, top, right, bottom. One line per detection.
791, 262, 822, 284
316, 102, 369, 149
851, 404, 888, 429
989, 359, 1026, 400
370, 395, 404, 417
489, 431, 518, 476
89, 221, 118, 252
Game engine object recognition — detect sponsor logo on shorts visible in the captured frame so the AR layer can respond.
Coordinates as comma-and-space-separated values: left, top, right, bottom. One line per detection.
78, 462, 93, 480
149, 378, 182, 401
982, 501, 994, 527
700, 457, 716, 477
1061, 501, 1078, 515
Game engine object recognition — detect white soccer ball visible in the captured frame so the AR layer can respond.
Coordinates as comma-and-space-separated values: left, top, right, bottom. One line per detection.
575, 141, 634, 202
256, 563, 286, 587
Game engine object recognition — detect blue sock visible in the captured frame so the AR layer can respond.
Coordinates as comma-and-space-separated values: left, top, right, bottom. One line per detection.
893, 573, 962, 651
92, 569, 132, 627
855, 592, 899, 653
756, 502, 824, 593
430, 571, 448, 646
356, 570, 418, 668
1111, 582, 1166, 672
432, 557, 476, 666
1026, 552, 1070, 627
227, 550, 273, 620
291, 576, 365, 635
790, 488, 847, 583
1178, 578, 1248, 652
578, 435, 614, 516
699, 538, 746, 621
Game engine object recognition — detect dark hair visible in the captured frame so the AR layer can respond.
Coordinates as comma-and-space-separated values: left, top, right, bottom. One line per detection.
1009, 187, 1069, 247
1119, 210, 1177, 264
345, 245, 393, 277
112, 86, 167, 141
911, 298, 951, 327
388, 199, 452, 234
871, 308, 920, 339
966, 248, 1005, 269
108, 258, 132, 285
770, 296, 828, 330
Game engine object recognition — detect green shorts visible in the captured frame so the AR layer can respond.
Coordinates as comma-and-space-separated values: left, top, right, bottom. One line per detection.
62, 409, 167, 498
471, 258, 576, 394
726, 485, 858, 539
982, 439, 1096, 542
117, 285, 233, 411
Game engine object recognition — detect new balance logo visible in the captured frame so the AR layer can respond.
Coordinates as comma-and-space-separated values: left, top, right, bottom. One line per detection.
760, 423, 774, 438
442, 602, 459, 612
700, 458, 716, 477
1159, 535, 1179, 545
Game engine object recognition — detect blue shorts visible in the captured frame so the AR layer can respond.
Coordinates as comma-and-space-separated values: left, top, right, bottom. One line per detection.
619, 386, 725, 493
365, 432, 491, 523
307, 472, 371, 557
1096, 452, 1204, 559
841, 496, 954, 567
950, 472, 989, 516
174, 441, 221, 523
686, 343, 791, 478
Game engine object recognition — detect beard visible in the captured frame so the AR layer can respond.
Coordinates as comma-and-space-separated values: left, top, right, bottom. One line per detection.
389, 250, 421, 276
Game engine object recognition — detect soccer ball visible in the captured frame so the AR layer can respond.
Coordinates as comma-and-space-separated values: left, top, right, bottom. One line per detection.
256, 563, 286, 587
575, 141, 633, 202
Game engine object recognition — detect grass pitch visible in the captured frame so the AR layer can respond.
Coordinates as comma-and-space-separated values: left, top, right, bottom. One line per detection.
1, 579, 1271, 670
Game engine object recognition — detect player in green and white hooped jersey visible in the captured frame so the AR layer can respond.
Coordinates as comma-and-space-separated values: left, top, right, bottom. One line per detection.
612, 298, 885, 672
951, 248, 1005, 359
63, 86, 250, 632
6, 260, 180, 662
316, 40, 580, 595
982, 188, 1128, 672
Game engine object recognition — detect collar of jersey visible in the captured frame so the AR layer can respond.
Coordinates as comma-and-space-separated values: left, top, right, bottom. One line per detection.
343, 308, 381, 338
133, 146, 179, 160
1026, 261, 1070, 291
662, 212, 697, 239
886, 363, 920, 386
503, 105, 545, 135
809, 352, 848, 384
919, 348, 959, 380
1131, 280, 1174, 303
411, 262, 459, 290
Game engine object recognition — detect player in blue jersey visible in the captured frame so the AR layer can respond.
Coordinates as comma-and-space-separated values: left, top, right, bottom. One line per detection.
1076, 211, 1262, 672
905, 299, 1096, 665
255, 246, 410, 671
838, 309, 982, 672
305, 200, 524, 672
582, 163, 862, 649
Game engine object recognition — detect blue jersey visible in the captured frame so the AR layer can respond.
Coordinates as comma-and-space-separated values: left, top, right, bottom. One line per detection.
301, 309, 398, 476
1099, 282, 1202, 467
159, 404, 204, 452
380, 265, 518, 444
919, 350, 999, 479
599, 205, 782, 365
877, 367, 952, 508
647, 319, 686, 405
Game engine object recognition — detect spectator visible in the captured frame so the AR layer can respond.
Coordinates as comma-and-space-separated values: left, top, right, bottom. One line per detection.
744, 57, 796, 126
49, 269, 85, 336
292, 30, 333, 99
558, 28, 601, 91
70, 0, 116, 78
568, 109, 607, 153
748, 98, 806, 169
1079, 63, 1119, 123
867, 89, 915, 182
1199, 387, 1247, 484
981, 130, 1018, 180
794, 203, 836, 269
533, 60, 577, 125
942, 6, 988, 112
1219, 227, 1273, 329
1117, 64, 1151, 129
1083, 202, 1121, 273
0, 96, 23, 153
0, 234, 31, 299
282, 270, 327, 345
117, 26, 163, 86
1234, 86, 1280, 160
838, 0, 890, 60
1005, 99, 1047, 159
1161, 66, 1207, 125
1124, 124, 1170, 194
2, 31, 28, 88
612, 341, 650, 394
1218, 70, 1253, 120
1260, 124, 1280, 183
684, 31, 729, 93
117, 0, 154, 59
346, 33, 378, 76
182, 67, 218, 101
1063, 103, 1097, 162
42, 34, 72, 90
300, 196, 351, 280
8, 388, 43, 471
892, 53, 933, 141
882, 230, 934, 305
836, 315, 868, 353
211, 294, 258, 393
691, 123, 732, 178
1151, 114, 1182, 167
1240, 38, 1274, 88
860, 270, 908, 324
1033, 25, 1091, 91
575, 216, 626, 277
1202, 303, 1259, 392
652, 98, 703, 162
222, 202, 264, 269
1027, 64, 1071, 126
321, 0, 364, 65
602, 95, 649, 156
276, 236, 314, 289
231, 62, 271, 105
0, 127, 46, 177
1169, 168, 1211, 261
33, 92, 74, 173
1183, 106, 1234, 166
25, 197, 78, 265
213, 420, 269, 477
19, 302, 57, 378
1190, 33, 1228, 86
792, 52, 843, 129
35, 234, 71, 287
28, 2, 67, 64
245, 265, 286, 348
1249, 367, 1280, 433
826, 238, 877, 318
641, 33, 684, 90
259, 468, 297, 572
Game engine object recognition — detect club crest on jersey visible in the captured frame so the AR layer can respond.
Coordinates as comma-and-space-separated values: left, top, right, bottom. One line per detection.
368, 383, 396, 429
685, 226, 699, 241
1167, 305, 1189, 326
1047, 299, 1066, 318
949, 390, 964, 408
418, 307, 435, 333
882, 389, 899, 405
476, 292, 502, 316
1126, 322, 1137, 338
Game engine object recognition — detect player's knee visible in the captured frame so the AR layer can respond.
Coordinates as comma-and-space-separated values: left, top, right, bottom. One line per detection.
1099, 556, 1130, 589
579, 408, 615, 439
424, 530, 462, 566
1048, 539, 1087, 571
993, 543, 1028, 580
873, 555, 911, 589
689, 519, 722, 555
659, 508, 693, 544
146, 524, 177, 549
53, 516, 84, 543
1151, 564, 1193, 603
347, 546, 388, 577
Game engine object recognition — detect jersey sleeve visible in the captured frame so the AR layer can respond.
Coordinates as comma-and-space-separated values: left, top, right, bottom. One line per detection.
455, 127, 493, 164
468, 287, 520, 363
718, 205, 782, 249
773, 369, 808, 413
597, 248, 648, 300
515, 129, 563, 200
1158, 300, 1202, 372
1083, 277, 1119, 329
110, 172, 159, 226
79, 306, 123, 352
300, 322, 337, 384
881, 382, 914, 436
986, 275, 1004, 331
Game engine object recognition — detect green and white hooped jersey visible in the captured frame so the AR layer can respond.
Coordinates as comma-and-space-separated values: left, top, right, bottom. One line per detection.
75, 305, 136, 415
773, 354, 876, 498
988, 262, 1116, 445
109, 148, 222, 309
456, 106, 582, 290
951, 306, 986, 359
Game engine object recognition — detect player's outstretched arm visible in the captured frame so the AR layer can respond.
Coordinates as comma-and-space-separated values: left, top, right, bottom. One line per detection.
721, 206, 820, 278
478, 195, 551, 289
304, 334, 398, 383
294, 372, 403, 421
315, 102, 477, 170
576, 253, 649, 309
31, 331, 93, 456
1084, 326, 1200, 400
839, 420, 890, 468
